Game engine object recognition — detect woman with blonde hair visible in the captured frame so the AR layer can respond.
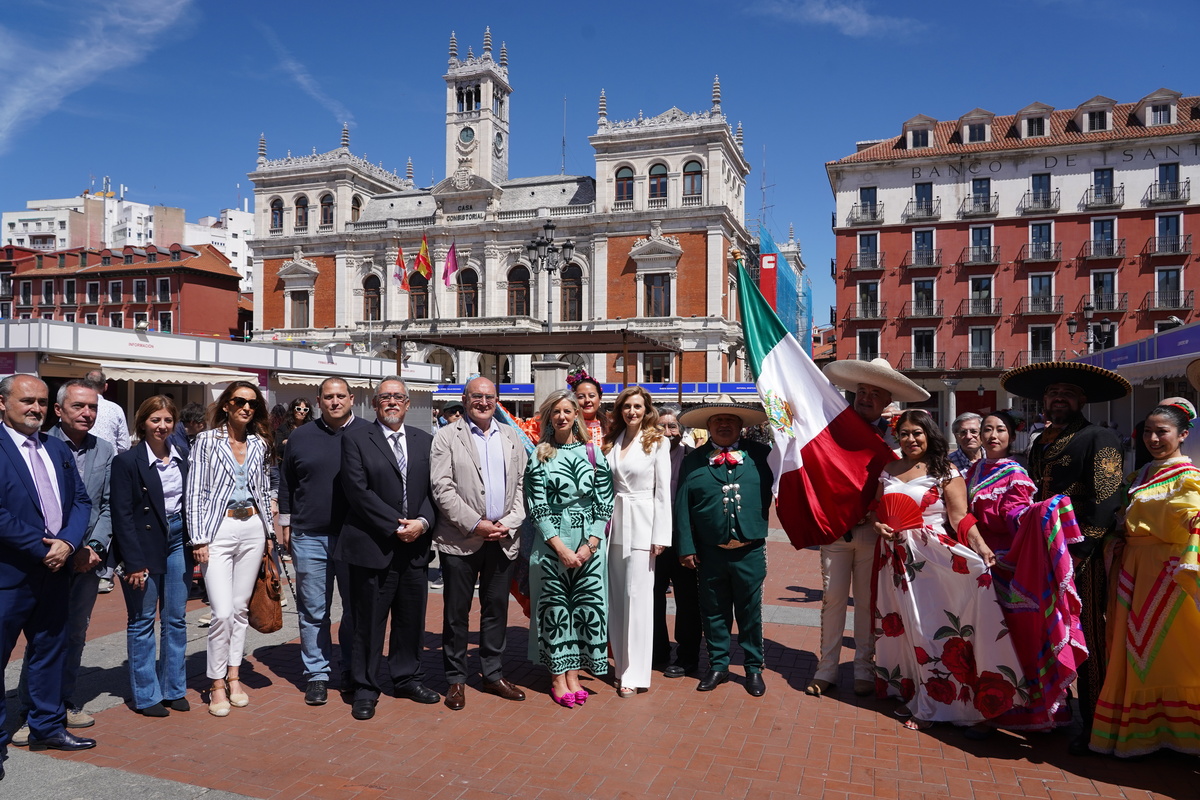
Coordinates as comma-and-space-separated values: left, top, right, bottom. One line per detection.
524, 390, 614, 707
603, 386, 671, 696
186, 381, 275, 716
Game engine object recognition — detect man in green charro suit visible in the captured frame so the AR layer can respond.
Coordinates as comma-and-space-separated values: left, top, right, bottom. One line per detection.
675, 396, 773, 697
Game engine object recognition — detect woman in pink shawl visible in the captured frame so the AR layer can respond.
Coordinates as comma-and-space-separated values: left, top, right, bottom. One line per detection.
964, 411, 1088, 733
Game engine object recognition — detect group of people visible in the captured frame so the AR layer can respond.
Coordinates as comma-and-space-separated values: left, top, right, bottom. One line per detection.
2, 352, 1198, 782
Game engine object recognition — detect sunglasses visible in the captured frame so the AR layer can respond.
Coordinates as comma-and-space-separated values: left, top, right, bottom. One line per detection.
228, 397, 261, 410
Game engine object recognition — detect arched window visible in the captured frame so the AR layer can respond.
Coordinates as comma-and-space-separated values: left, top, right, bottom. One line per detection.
362, 274, 381, 321
615, 167, 634, 203
683, 161, 703, 197
270, 198, 284, 230
408, 272, 428, 319
428, 349, 455, 383
560, 264, 582, 321
294, 196, 309, 229
506, 265, 529, 316
648, 164, 668, 200
319, 194, 334, 226
457, 268, 479, 318
350, 195, 362, 223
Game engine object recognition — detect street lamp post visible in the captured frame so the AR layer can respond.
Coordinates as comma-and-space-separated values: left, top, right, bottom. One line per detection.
525, 220, 575, 341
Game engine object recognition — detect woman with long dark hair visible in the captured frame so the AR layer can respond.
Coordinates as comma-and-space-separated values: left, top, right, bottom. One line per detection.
568, 370, 608, 446
275, 397, 314, 463
872, 409, 1022, 732
186, 381, 275, 717
111, 396, 190, 717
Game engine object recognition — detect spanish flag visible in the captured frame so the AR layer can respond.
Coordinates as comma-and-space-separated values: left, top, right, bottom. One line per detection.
414, 234, 432, 279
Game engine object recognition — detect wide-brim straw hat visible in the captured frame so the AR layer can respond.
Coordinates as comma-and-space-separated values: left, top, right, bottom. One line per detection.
1000, 361, 1131, 403
822, 357, 931, 403
679, 394, 767, 429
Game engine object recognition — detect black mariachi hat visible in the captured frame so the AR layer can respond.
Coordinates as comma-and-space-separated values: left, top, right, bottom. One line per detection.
1000, 361, 1131, 403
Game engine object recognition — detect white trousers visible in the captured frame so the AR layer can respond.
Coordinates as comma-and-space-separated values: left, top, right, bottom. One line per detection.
609, 548, 656, 689
815, 525, 878, 683
202, 515, 266, 680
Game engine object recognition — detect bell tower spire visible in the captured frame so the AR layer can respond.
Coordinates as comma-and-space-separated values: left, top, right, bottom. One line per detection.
443, 27, 511, 183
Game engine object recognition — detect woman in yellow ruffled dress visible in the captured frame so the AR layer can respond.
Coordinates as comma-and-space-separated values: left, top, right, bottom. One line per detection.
1090, 400, 1200, 757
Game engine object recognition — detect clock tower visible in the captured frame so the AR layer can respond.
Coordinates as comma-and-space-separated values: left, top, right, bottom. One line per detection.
444, 28, 511, 185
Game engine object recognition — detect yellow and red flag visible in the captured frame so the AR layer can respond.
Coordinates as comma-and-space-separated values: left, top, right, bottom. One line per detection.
414, 234, 432, 279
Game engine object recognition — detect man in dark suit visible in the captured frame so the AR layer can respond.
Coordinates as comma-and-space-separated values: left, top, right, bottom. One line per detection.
0, 374, 96, 779
335, 376, 438, 720
652, 406, 700, 678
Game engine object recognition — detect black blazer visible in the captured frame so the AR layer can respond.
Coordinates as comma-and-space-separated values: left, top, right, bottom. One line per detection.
111, 440, 189, 575
335, 422, 436, 570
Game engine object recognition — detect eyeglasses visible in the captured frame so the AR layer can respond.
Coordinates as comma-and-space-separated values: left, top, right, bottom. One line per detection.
468, 393, 497, 403
376, 393, 410, 403
228, 397, 261, 410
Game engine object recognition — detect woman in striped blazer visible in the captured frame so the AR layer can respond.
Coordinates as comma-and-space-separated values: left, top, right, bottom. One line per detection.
186, 381, 274, 717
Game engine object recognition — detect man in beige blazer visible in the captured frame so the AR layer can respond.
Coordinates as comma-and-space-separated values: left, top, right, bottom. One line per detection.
431, 377, 529, 711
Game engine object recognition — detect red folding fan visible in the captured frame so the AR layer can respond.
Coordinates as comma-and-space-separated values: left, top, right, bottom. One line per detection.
877, 493, 924, 531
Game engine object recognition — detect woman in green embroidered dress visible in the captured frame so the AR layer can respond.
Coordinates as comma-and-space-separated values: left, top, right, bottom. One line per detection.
525, 390, 614, 707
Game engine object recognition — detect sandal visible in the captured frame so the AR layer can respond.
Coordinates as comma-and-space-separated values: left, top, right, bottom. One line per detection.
903, 717, 933, 731
616, 686, 635, 698
226, 677, 249, 707
208, 679, 230, 717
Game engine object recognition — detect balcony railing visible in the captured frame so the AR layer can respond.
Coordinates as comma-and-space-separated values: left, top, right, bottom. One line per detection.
1016, 295, 1064, 315
846, 302, 887, 320
613, 200, 633, 212
848, 251, 885, 271
316, 223, 334, 233
956, 298, 1003, 317
1083, 185, 1124, 209
1016, 242, 1062, 262
901, 299, 943, 318
898, 353, 945, 371
1147, 235, 1193, 255
954, 351, 1005, 370
681, 194, 702, 207
902, 198, 941, 222
1081, 238, 1126, 259
1015, 350, 1066, 366
962, 245, 1000, 265
959, 194, 999, 217
1147, 179, 1190, 205
647, 197, 668, 210
1018, 189, 1060, 214
902, 248, 942, 269
1142, 290, 1195, 311
268, 227, 284, 237
848, 202, 884, 225
1083, 293, 1128, 313
845, 352, 890, 362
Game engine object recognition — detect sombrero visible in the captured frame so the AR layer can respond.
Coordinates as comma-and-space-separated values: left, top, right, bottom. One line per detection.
1186, 359, 1200, 393
679, 394, 767, 428
822, 358, 930, 403
1000, 361, 1130, 403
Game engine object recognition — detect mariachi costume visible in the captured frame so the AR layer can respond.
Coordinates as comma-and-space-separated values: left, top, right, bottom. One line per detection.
1000, 361, 1130, 746
675, 398, 773, 695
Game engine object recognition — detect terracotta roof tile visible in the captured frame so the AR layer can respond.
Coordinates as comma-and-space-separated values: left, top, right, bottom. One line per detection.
829, 96, 1200, 165
9, 243, 239, 280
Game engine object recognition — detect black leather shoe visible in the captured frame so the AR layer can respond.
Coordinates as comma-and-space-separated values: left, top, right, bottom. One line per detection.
135, 702, 169, 717
745, 672, 767, 697
664, 663, 698, 679
696, 670, 730, 692
28, 730, 97, 752
351, 699, 376, 720
305, 680, 328, 706
165, 697, 190, 712
395, 683, 440, 704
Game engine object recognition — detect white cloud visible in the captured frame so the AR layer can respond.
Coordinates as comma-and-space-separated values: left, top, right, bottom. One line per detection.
753, 0, 924, 37
259, 26, 355, 128
0, 0, 193, 154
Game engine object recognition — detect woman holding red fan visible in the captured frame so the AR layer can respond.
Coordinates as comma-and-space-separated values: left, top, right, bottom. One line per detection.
872, 409, 1022, 733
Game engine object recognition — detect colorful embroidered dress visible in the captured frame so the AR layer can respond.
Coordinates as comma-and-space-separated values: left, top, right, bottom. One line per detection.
967, 458, 1088, 730
1090, 457, 1200, 757
524, 442, 614, 675
874, 469, 1023, 724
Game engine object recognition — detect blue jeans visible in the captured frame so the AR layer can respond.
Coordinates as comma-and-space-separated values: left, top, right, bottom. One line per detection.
121, 513, 189, 709
17, 568, 101, 715
291, 531, 353, 682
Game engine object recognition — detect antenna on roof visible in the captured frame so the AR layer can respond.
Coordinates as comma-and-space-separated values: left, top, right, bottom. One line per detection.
561, 96, 567, 175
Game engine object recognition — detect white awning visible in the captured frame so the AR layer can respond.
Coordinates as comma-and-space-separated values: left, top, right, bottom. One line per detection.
273, 373, 433, 393
41, 356, 260, 385
1114, 356, 1190, 385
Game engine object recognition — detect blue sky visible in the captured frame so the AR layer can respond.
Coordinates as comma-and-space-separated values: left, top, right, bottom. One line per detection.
2, 0, 1198, 319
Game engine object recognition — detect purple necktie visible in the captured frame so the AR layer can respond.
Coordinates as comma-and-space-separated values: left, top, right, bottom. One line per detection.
23, 437, 62, 536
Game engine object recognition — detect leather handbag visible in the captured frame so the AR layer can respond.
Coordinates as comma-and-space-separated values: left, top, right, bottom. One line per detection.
248, 550, 283, 633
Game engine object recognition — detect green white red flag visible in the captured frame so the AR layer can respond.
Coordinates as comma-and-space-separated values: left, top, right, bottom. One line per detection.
736, 258, 895, 548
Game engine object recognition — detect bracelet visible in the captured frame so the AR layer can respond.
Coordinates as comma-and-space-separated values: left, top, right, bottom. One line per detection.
586, 540, 599, 554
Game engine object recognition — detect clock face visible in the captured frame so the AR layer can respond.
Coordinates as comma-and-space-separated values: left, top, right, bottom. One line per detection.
493, 132, 504, 153
459, 126, 475, 144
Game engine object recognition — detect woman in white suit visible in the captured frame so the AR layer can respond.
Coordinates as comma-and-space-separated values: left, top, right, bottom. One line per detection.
186, 381, 275, 717
603, 385, 672, 696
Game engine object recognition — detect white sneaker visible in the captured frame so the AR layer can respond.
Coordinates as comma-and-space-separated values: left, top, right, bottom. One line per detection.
11, 724, 29, 746
198, 612, 213, 627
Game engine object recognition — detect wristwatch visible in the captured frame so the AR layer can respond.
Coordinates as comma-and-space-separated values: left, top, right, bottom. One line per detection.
87, 540, 107, 560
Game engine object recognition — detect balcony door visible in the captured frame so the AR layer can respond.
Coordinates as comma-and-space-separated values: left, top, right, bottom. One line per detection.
969, 328, 993, 367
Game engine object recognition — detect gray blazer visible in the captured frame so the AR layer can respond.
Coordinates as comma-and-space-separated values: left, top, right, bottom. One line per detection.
430, 417, 527, 559
48, 426, 114, 553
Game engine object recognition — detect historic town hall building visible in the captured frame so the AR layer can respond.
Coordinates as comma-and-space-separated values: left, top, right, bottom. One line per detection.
249, 29, 755, 397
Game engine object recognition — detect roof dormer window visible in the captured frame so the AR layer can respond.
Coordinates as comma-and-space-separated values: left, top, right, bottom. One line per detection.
967, 123, 986, 143
1087, 110, 1108, 132
1136, 89, 1181, 128
957, 109, 995, 145
901, 114, 937, 150
1026, 117, 1046, 137
910, 129, 930, 148
1151, 104, 1172, 126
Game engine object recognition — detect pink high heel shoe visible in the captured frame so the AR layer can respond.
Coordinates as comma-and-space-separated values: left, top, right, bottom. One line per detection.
574, 690, 589, 705
550, 689, 576, 708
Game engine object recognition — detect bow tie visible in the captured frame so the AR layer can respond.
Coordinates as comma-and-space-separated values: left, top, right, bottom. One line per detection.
712, 449, 742, 466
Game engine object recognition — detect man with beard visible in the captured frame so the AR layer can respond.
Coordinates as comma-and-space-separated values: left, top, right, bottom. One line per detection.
1000, 361, 1129, 756
651, 406, 700, 678
809, 358, 926, 698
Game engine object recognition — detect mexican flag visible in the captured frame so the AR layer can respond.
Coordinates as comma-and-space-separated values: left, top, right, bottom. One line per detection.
736, 260, 895, 549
